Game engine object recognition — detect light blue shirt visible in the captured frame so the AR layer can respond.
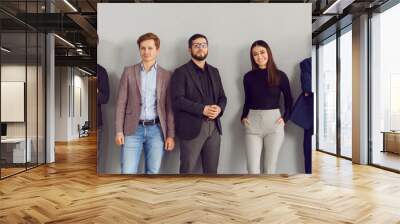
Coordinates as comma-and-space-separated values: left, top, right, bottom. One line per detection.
139, 62, 158, 120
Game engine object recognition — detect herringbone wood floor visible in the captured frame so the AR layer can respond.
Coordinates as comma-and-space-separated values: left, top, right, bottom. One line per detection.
1, 134, 400, 224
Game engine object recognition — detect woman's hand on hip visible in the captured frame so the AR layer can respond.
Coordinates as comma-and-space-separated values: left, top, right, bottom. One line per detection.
276, 117, 285, 125
241, 118, 250, 126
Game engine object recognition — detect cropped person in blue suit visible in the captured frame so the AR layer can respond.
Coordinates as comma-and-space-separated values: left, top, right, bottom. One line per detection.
290, 57, 313, 174
97, 36, 110, 174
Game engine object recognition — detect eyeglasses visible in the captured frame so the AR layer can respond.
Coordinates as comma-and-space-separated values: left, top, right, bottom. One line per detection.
192, 43, 208, 49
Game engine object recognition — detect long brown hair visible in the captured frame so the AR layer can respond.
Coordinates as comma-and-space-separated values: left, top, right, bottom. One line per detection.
250, 40, 280, 86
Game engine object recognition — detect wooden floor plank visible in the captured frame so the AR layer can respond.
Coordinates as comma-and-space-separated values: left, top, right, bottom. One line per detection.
1, 134, 400, 223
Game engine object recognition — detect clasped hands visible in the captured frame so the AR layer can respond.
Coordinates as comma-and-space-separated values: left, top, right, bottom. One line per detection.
203, 105, 221, 120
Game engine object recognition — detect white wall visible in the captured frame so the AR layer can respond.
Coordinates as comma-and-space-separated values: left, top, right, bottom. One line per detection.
55, 67, 68, 141
1, 65, 36, 137
54, 67, 89, 141
98, 3, 312, 174
72, 71, 89, 138
1, 65, 26, 142
1, 63, 46, 164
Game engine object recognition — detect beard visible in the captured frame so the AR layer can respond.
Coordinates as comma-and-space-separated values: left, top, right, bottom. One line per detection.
191, 51, 208, 61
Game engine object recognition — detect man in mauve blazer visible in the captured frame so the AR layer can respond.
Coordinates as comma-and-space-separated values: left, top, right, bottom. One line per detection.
171, 34, 227, 174
115, 33, 175, 174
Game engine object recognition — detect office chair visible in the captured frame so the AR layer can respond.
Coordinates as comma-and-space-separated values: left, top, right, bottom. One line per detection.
79, 121, 90, 138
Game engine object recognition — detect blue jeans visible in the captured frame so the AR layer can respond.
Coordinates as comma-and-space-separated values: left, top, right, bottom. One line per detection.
121, 123, 164, 174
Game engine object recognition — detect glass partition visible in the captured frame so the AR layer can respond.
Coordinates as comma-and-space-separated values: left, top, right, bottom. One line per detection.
317, 36, 337, 155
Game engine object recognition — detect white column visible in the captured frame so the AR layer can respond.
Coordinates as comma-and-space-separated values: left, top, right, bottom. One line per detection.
352, 14, 369, 164
46, 33, 55, 163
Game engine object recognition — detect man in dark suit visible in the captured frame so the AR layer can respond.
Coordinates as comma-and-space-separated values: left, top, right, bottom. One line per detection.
290, 57, 313, 174
171, 34, 227, 174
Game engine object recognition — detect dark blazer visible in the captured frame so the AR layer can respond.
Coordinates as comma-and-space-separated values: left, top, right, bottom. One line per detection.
290, 58, 313, 131
170, 61, 227, 140
115, 63, 175, 140
97, 64, 110, 127
300, 58, 312, 93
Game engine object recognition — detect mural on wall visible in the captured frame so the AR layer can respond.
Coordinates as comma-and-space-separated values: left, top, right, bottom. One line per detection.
97, 3, 312, 175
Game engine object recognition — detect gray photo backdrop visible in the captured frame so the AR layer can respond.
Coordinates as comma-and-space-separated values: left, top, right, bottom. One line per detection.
98, 3, 311, 174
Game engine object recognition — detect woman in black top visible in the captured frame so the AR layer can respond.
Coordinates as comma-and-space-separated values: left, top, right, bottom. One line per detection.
241, 40, 293, 174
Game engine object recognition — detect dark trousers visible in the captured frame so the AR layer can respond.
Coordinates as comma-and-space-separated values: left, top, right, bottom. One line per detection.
180, 120, 221, 174
97, 126, 105, 173
303, 129, 312, 174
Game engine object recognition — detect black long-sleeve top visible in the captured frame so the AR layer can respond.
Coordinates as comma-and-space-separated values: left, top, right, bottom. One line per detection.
241, 69, 293, 122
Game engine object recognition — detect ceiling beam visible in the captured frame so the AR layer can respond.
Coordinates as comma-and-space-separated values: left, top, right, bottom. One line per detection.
66, 13, 98, 47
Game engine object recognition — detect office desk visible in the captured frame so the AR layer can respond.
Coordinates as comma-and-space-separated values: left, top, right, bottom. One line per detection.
1, 138, 32, 163
381, 131, 400, 154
